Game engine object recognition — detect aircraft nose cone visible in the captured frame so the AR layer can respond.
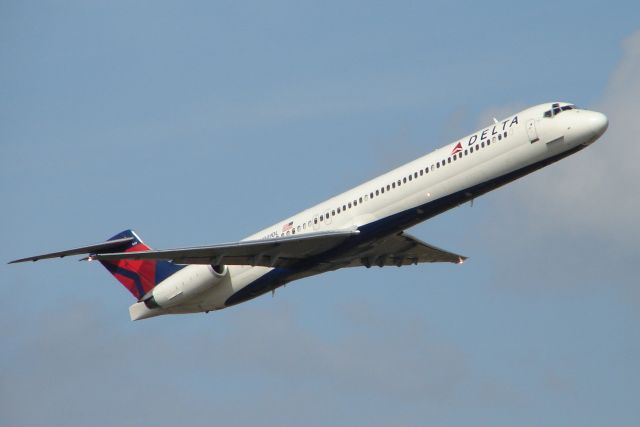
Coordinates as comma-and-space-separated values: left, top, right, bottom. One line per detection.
589, 111, 608, 138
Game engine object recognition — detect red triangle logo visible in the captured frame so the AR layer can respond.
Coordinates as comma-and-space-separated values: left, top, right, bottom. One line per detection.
451, 142, 462, 156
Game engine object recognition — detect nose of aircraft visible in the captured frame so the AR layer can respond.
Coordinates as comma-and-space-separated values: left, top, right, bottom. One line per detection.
588, 111, 609, 138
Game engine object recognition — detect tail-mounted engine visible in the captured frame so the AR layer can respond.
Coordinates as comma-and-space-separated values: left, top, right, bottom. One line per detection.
143, 264, 228, 309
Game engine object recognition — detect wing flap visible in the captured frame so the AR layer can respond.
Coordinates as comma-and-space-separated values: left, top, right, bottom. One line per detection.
333, 232, 466, 268
93, 230, 360, 267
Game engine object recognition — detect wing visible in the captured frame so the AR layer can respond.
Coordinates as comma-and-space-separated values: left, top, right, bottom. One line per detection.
11, 228, 463, 272
93, 230, 360, 267
324, 232, 466, 268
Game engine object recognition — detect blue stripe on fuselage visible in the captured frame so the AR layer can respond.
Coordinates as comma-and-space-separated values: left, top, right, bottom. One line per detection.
224, 144, 585, 307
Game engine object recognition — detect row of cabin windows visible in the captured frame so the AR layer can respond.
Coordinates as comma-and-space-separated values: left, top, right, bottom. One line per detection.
285, 130, 511, 234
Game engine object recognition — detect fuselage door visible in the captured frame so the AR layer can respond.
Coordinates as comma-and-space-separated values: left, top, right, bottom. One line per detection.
324, 210, 332, 225
526, 119, 539, 143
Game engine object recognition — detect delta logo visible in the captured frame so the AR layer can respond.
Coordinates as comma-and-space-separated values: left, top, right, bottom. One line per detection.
450, 142, 463, 156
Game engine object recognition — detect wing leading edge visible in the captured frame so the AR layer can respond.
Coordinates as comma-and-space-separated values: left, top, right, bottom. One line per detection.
94, 230, 361, 268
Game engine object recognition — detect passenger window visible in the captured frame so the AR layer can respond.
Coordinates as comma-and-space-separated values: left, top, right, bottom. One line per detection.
403, 177, 407, 183
437, 162, 440, 168
420, 170, 423, 176
375, 190, 379, 196
348, 202, 352, 208
498, 134, 502, 140
447, 157, 451, 163
370, 192, 374, 199
408, 175, 412, 181
332, 210, 335, 216
392, 182, 396, 188
386, 184, 390, 191
464, 149, 468, 155
353, 200, 357, 206
470, 147, 474, 153
503, 131, 507, 138
414, 172, 418, 178
320, 215, 323, 221
381, 187, 384, 193
359, 197, 363, 203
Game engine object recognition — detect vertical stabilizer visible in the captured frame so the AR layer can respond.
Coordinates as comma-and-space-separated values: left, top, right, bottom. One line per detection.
98, 230, 184, 300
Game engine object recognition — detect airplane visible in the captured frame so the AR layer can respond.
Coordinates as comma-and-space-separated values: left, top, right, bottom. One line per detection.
10, 102, 608, 320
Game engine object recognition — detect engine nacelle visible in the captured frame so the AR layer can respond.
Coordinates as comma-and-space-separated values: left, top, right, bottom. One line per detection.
144, 264, 228, 309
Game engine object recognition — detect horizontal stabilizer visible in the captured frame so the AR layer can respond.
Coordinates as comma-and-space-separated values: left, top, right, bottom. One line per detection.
9, 237, 134, 264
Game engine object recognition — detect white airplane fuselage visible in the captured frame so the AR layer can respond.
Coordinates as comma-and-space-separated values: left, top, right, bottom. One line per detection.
127, 102, 608, 320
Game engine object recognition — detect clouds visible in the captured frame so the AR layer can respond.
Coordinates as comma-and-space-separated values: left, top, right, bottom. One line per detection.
2, 3, 639, 426
492, 31, 640, 245
0, 299, 478, 427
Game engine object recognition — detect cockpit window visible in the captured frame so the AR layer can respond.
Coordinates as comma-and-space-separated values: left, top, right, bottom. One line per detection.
543, 104, 577, 118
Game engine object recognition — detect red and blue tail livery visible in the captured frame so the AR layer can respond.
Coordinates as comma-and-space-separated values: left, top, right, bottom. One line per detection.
98, 230, 184, 300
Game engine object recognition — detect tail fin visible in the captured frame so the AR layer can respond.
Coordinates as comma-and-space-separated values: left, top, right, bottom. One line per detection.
98, 230, 184, 300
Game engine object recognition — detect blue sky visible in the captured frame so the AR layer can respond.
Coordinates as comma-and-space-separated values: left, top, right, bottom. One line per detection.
2, 1, 639, 426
